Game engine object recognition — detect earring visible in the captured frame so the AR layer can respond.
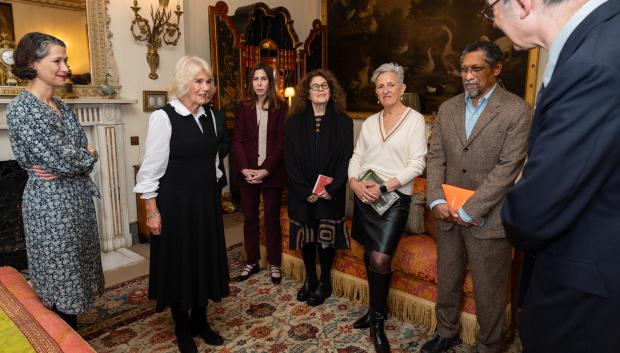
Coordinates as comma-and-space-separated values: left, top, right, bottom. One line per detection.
377, 100, 380, 104
400, 95, 403, 101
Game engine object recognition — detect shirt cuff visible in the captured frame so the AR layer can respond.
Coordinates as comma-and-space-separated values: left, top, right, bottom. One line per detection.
458, 207, 473, 222
140, 192, 157, 199
428, 199, 447, 209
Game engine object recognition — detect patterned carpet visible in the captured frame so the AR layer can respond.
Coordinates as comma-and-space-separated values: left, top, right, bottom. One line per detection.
78, 244, 516, 353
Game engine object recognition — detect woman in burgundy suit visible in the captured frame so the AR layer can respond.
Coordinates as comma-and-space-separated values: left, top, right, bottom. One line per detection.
232, 62, 288, 284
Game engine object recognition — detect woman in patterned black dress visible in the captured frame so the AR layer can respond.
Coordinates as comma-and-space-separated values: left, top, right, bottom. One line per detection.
6, 32, 103, 329
134, 56, 230, 353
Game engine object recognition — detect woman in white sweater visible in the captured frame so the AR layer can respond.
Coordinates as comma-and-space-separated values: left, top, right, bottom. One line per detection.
348, 63, 427, 353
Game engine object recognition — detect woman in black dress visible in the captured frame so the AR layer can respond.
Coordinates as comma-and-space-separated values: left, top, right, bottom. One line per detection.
134, 56, 229, 353
284, 69, 353, 306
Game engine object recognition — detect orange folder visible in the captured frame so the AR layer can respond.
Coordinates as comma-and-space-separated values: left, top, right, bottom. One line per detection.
442, 184, 475, 211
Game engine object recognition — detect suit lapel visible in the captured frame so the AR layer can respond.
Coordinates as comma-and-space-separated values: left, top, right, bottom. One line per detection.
556, 0, 620, 69
465, 88, 502, 146
450, 97, 467, 147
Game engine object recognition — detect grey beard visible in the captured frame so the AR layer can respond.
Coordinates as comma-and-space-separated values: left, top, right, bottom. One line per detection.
464, 87, 481, 99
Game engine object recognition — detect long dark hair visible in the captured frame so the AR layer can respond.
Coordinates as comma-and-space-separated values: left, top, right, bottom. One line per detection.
245, 62, 280, 111
12, 32, 66, 80
289, 69, 347, 116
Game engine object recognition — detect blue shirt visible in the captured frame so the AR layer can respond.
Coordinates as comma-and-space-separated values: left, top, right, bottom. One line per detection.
465, 84, 497, 138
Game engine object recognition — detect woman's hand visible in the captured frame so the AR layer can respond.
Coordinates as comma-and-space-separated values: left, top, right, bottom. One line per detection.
351, 178, 380, 203
307, 194, 318, 203
32, 165, 58, 181
316, 189, 332, 200
145, 198, 161, 235
249, 169, 269, 182
87, 143, 98, 162
146, 210, 161, 235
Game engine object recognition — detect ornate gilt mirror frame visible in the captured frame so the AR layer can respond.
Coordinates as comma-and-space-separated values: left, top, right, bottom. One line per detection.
0, 0, 119, 97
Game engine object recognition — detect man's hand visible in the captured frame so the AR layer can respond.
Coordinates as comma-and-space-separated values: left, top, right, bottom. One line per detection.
449, 209, 478, 227
32, 165, 58, 181
431, 203, 453, 222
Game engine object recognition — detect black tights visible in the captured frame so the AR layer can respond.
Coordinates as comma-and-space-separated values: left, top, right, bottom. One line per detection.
52, 306, 78, 330
366, 250, 392, 274
301, 242, 335, 279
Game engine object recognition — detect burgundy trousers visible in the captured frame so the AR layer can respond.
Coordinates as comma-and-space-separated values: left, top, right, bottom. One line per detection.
239, 184, 282, 266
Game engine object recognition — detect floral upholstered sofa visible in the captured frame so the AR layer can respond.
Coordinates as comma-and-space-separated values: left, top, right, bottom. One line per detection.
259, 178, 516, 345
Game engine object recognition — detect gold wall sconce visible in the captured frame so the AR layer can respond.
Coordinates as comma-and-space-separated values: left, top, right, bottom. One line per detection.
130, 0, 183, 80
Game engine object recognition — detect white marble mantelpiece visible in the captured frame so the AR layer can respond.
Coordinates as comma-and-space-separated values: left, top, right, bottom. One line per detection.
1, 98, 137, 255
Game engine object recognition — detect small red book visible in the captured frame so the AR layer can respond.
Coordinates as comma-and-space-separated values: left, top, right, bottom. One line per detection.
312, 174, 333, 194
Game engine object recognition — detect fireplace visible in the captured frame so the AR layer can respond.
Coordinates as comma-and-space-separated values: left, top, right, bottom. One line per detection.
0, 160, 28, 270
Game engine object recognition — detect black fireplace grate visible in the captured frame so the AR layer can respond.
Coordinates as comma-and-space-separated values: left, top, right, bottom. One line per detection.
0, 160, 28, 270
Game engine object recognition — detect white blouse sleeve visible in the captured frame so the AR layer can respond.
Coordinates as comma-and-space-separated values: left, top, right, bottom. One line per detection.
348, 122, 368, 180
394, 114, 427, 186
133, 110, 171, 199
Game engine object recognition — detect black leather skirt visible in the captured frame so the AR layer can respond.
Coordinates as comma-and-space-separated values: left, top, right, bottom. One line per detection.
351, 191, 411, 256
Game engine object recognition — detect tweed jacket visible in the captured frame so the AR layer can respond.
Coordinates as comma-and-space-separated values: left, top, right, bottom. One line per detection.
426, 86, 531, 239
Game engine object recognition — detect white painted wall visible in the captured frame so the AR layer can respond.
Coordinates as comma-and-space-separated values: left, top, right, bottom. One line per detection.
109, 0, 186, 222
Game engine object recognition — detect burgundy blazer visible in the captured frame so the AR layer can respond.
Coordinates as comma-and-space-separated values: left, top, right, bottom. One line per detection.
231, 101, 288, 188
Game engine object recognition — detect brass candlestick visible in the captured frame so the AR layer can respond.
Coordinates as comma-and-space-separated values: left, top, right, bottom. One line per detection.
130, 0, 183, 80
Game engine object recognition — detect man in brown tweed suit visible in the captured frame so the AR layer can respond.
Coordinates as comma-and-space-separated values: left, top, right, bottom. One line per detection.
421, 41, 531, 353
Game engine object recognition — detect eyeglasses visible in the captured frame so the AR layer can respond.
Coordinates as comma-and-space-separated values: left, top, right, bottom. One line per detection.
310, 83, 330, 91
458, 65, 490, 75
375, 82, 399, 92
480, 0, 501, 22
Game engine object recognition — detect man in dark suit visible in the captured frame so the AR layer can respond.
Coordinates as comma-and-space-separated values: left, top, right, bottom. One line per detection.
492, 1, 620, 352
422, 41, 531, 353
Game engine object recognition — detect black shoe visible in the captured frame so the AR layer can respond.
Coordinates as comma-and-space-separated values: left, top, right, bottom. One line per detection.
237, 263, 259, 282
420, 334, 461, 353
270, 265, 282, 284
191, 323, 224, 346
175, 330, 198, 353
353, 309, 370, 329
296, 275, 318, 302
307, 279, 332, 306
370, 311, 390, 353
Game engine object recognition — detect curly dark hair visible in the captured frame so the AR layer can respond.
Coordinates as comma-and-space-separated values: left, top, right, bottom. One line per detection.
12, 32, 66, 80
289, 69, 347, 116
244, 62, 281, 111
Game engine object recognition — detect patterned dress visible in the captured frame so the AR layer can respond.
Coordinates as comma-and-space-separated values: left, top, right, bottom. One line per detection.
6, 91, 104, 315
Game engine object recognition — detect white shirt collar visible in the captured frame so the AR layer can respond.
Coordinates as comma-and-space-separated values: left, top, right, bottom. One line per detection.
170, 98, 206, 118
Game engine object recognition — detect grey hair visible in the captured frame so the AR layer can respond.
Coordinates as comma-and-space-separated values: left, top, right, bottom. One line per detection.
371, 63, 405, 84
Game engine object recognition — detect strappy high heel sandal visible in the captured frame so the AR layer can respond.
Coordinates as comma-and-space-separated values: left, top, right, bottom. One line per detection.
270, 265, 282, 284
237, 263, 259, 282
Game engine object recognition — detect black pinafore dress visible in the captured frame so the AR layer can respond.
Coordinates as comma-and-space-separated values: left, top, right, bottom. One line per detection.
149, 104, 230, 312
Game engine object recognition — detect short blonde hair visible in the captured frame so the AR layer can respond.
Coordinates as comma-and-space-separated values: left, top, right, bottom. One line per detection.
168, 56, 215, 98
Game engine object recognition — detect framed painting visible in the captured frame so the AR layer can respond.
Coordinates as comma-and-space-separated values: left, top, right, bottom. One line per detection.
0, 3, 15, 42
143, 90, 168, 112
323, 0, 538, 116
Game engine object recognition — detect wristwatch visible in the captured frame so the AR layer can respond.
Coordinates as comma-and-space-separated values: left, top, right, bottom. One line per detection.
380, 185, 388, 194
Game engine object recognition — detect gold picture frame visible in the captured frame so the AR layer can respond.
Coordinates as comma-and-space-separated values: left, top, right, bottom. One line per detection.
143, 90, 168, 112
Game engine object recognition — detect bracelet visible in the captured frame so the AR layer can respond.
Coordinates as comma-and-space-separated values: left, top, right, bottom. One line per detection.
146, 211, 160, 220
380, 185, 388, 194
